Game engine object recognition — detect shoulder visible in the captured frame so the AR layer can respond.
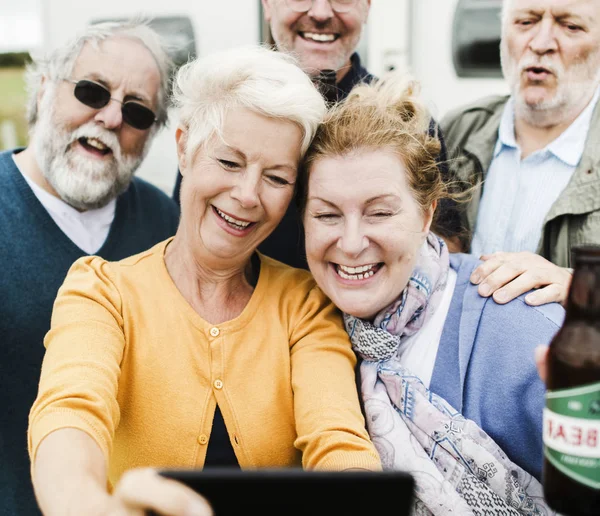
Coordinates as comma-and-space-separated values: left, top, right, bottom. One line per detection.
65, 240, 167, 290
126, 178, 179, 215
450, 253, 565, 332
259, 253, 318, 295
117, 178, 180, 235
0, 148, 20, 182
441, 95, 509, 136
258, 254, 336, 314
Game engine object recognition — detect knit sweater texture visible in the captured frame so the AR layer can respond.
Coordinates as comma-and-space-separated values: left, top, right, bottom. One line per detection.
28, 239, 381, 492
0, 149, 180, 515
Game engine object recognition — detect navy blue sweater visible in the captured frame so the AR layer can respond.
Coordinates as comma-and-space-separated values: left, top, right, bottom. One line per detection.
0, 149, 180, 516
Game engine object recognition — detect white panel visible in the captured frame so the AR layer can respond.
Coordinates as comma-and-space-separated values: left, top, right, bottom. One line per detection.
409, 0, 508, 119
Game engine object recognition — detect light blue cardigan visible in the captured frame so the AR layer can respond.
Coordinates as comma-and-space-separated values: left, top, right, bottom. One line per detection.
429, 253, 565, 480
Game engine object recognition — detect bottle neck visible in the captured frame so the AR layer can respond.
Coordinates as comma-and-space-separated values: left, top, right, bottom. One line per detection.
565, 262, 600, 323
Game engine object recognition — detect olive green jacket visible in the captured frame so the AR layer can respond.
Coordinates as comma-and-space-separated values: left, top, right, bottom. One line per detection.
441, 95, 600, 267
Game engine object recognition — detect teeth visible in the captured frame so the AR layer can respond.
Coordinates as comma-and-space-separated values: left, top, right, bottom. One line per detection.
85, 138, 108, 151
337, 268, 375, 281
338, 264, 376, 274
303, 32, 336, 42
215, 207, 251, 229
336, 264, 377, 281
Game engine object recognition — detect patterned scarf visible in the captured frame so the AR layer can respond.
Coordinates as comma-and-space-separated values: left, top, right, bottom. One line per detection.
344, 234, 555, 516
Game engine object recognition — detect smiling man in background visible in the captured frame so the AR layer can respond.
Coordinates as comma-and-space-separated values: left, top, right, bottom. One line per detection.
173, 0, 460, 268
442, 0, 600, 306
262, 0, 371, 91
0, 21, 179, 515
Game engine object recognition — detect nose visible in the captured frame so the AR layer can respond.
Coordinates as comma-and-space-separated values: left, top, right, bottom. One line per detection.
231, 171, 260, 209
337, 218, 369, 257
529, 18, 558, 55
94, 99, 123, 130
308, 0, 335, 22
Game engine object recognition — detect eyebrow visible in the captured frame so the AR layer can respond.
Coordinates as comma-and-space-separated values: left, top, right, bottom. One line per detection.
82, 73, 150, 103
307, 194, 400, 206
364, 194, 400, 205
219, 144, 298, 173
513, 8, 591, 24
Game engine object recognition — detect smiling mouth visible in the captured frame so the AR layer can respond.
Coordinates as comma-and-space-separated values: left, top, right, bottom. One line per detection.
333, 262, 383, 281
213, 206, 255, 231
299, 31, 339, 43
78, 137, 112, 156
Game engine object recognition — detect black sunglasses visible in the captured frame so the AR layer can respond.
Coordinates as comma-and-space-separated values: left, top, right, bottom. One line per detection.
63, 78, 157, 130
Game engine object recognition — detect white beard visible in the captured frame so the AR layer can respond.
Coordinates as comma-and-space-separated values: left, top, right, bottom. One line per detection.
501, 42, 600, 128
32, 99, 148, 211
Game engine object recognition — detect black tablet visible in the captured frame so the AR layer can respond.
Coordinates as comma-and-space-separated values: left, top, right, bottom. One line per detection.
153, 467, 414, 516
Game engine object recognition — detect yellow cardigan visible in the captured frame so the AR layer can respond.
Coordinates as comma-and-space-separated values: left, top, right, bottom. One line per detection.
29, 239, 381, 487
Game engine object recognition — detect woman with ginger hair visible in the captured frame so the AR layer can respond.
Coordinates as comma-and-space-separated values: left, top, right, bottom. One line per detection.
299, 73, 562, 515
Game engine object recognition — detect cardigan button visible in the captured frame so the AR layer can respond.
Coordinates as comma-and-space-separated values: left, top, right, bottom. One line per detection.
198, 434, 208, 445
214, 379, 223, 390
209, 327, 220, 337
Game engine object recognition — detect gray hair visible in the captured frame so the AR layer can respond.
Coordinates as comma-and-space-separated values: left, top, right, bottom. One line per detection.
25, 19, 173, 129
172, 45, 327, 161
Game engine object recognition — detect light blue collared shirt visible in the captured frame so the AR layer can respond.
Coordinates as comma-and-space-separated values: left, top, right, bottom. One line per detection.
471, 88, 600, 256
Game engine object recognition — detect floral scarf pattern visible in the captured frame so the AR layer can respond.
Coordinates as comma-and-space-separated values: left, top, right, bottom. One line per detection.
344, 233, 555, 515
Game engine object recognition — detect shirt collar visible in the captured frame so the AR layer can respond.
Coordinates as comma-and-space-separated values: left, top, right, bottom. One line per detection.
495, 86, 600, 165
494, 96, 518, 157
547, 86, 600, 166
336, 53, 374, 100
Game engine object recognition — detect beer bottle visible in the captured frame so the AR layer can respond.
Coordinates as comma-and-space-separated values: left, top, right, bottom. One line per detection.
542, 245, 600, 515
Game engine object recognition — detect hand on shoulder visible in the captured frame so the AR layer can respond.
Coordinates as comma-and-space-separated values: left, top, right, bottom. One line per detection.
469, 251, 572, 307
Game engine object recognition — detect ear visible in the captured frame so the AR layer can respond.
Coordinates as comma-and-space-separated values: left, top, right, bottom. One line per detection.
422, 199, 437, 234
175, 126, 188, 175
261, 0, 273, 22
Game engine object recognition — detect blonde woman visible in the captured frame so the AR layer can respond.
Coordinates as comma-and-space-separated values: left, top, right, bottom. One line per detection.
28, 46, 381, 516
298, 73, 562, 515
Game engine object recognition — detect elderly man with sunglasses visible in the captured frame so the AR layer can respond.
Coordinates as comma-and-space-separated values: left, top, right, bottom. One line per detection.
0, 21, 179, 516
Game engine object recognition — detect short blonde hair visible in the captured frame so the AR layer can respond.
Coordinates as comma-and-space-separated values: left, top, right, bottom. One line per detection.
299, 72, 445, 212
172, 45, 327, 162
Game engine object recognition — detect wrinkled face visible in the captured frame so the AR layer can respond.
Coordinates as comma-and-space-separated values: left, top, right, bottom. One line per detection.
177, 108, 303, 268
303, 148, 433, 320
33, 37, 160, 210
262, 0, 370, 78
501, 0, 600, 124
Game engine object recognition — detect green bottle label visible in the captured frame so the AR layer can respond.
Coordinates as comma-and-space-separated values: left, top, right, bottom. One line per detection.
544, 381, 600, 489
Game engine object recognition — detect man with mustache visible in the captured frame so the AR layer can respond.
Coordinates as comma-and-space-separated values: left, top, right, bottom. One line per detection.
171, 0, 461, 269
442, 0, 600, 307
0, 21, 179, 515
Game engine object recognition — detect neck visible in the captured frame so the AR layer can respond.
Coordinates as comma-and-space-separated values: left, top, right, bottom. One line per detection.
514, 91, 597, 159
164, 230, 255, 325
14, 145, 62, 200
335, 58, 354, 83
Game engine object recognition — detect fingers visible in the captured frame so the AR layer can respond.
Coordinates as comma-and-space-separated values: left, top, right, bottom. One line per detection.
113, 469, 213, 516
490, 272, 536, 304
470, 257, 507, 287
534, 345, 549, 384
473, 261, 524, 298
471, 252, 571, 306
524, 284, 565, 306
